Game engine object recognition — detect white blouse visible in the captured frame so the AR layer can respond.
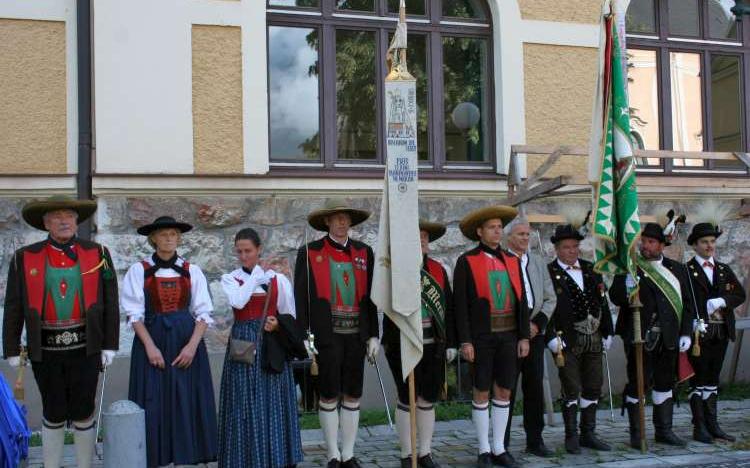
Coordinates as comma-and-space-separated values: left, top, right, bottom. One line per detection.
220, 265, 296, 318
120, 256, 215, 325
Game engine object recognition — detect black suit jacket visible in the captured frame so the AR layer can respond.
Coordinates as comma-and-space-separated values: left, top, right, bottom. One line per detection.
294, 237, 378, 346
686, 257, 746, 341
3, 239, 120, 362
262, 314, 308, 374
610, 256, 694, 347
453, 244, 530, 345
546, 258, 614, 343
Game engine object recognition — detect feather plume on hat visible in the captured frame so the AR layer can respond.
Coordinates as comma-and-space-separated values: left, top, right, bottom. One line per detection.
657, 209, 686, 245
692, 200, 732, 230
564, 205, 592, 238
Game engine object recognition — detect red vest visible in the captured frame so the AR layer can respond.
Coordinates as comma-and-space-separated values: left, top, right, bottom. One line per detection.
308, 239, 368, 311
232, 276, 279, 321
466, 250, 523, 330
142, 260, 192, 314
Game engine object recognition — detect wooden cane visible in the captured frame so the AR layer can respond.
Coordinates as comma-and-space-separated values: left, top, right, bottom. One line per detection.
409, 371, 417, 468
13, 347, 27, 401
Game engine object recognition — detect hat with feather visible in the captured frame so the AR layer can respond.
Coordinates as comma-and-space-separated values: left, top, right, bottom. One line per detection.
687, 200, 732, 245
642, 209, 686, 246
550, 206, 591, 244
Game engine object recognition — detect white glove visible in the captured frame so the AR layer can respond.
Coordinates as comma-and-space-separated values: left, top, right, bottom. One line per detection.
303, 340, 317, 359
446, 348, 457, 363
679, 336, 691, 353
706, 298, 726, 316
693, 319, 707, 333
367, 337, 380, 362
625, 273, 636, 289
547, 338, 566, 354
7, 356, 20, 368
101, 350, 116, 368
602, 336, 613, 351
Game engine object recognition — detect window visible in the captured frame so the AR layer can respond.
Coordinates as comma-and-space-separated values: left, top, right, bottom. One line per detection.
626, 0, 750, 173
267, 0, 494, 171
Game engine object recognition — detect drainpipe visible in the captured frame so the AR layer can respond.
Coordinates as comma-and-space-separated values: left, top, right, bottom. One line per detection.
76, 0, 93, 239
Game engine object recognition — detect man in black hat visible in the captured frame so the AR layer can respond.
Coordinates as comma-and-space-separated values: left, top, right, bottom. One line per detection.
294, 199, 378, 468
383, 220, 454, 468
3, 197, 119, 468
453, 205, 530, 468
685, 221, 746, 443
610, 222, 694, 448
546, 223, 613, 454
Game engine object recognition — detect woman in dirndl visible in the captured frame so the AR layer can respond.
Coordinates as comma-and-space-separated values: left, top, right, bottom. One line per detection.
121, 216, 218, 467
218, 227, 306, 468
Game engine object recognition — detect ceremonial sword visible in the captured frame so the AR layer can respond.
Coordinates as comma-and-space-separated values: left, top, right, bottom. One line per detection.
95, 366, 107, 459
603, 349, 615, 421
370, 356, 394, 431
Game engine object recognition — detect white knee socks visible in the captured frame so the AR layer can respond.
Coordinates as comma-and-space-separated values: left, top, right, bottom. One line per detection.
491, 399, 510, 455
395, 404, 412, 458
319, 400, 340, 462
73, 418, 97, 468
416, 403, 436, 457
652, 390, 672, 405
340, 402, 360, 462
42, 419, 65, 468
472, 400, 491, 454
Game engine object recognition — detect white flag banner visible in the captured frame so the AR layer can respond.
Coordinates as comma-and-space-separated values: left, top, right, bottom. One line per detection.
372, 78, 423, 381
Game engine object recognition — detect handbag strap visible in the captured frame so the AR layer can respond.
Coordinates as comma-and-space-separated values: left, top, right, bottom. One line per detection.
256, 278, 274, 344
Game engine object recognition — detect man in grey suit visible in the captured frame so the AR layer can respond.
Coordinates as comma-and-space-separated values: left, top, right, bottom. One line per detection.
503, 217, 557, 457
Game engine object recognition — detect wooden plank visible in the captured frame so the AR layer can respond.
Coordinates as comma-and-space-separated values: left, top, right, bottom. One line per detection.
522, 148, 563, 191
511, 144, 588, 156
509, 176, 567, 206
634, 149, 737, 160
527, 213, 658, 224
733, 152, 750, 169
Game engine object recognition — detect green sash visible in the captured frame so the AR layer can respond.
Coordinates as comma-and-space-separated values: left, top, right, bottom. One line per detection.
421, 269, 446, 341
635, 255, 683, 321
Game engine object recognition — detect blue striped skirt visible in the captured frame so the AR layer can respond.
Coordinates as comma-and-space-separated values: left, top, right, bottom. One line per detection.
218, 319, 303, 468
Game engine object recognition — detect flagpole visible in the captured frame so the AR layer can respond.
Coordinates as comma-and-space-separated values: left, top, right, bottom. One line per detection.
631, 293, 647, 453
408, 372, 417, 468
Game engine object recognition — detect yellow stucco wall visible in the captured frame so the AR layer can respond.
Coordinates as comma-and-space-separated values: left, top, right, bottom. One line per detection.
0, 19, 67, 173
518, 0, 603, 24
192, 25, 244, 174
524, 43, 598, 177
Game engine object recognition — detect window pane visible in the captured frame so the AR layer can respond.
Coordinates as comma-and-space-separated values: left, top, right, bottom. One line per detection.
627, 49, 660, 165
269, 26, 320, 161
336, 0, 374, 12
626, 0, 657, 34
708, 0, 739, 40
668, 0, 700, 37
670, 52, 704, 166
711, 55, 744, 169
443, 36, 489, 163
337, 30, 377, 160
387, 0, 426, 16
442, 0, 487, 20
388, 33, 429, 161
269, 0, 319, 7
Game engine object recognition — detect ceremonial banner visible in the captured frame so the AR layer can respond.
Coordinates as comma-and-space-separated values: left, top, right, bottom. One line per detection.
372, 20, 423, 381
591, 0, 641, 287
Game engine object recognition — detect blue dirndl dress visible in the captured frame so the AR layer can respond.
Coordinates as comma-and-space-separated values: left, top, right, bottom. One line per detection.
218, 275, 303, 468
128, 260, 218, 468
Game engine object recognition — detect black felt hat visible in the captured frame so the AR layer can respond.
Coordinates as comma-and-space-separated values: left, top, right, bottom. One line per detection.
687, 222, 722, 245
419, 219, 447, 242
137, 216, 193, 236
550, 224, 584, 244
641, 222, 667, 244
22, 196, 97, 231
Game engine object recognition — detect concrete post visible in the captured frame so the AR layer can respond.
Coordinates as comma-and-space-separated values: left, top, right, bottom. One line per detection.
103, 400, 146, 467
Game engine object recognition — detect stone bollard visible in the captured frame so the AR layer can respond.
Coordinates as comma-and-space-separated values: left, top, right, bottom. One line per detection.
103, 400, 147, 468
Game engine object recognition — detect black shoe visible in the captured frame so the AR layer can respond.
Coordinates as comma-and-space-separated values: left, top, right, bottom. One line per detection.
418, 453, 441, 468
490, 451, 518, 468
561, 404, 581, 454
689, 393, 713, 444
704, 393, 736, 442
341, 457, 362, 468
525, 443, 553, 458
579, 404, 611, 451
653, 399, 686, 447
624, 400, 642, 450
400, 456, 412, 468
327, 459, 341, 468
477, 452, 492, 468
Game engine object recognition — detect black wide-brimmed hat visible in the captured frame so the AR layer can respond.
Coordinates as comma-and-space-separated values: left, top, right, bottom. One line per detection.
137, 216, 193, 236
459, 205, 518, 241
307, 198, 371, 232
419, 219, 446, 242
641, 222, 667, 244
550, 224, 584, 244
687, 222, 722, 245
22, 196, 98, 231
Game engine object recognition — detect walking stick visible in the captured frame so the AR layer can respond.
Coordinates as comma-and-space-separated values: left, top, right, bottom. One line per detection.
408, 371, 417, 468
13, 347, 27, 401
95, 367, 107, 459
371, 358, 395, 430
603, 349, 615, 422
631, 293, 647, 453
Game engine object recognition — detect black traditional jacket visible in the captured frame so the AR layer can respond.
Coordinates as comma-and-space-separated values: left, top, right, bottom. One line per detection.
686, 256, 746, 341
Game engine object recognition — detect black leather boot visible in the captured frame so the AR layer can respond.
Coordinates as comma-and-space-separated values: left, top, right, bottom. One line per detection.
561, 403, 581, 454
579, 404, 611, 451
689, 393, 713, 443
704, 393, 735, 442
624, 400, 642, 450
653, 399, 686, 446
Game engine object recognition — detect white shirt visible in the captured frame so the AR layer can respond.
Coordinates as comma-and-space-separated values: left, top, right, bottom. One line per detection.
696, 255, 715, 285
120, 256, 215, 325
220, 265, 296, 318
558, 258, 584, 290
512, 250, 534, 310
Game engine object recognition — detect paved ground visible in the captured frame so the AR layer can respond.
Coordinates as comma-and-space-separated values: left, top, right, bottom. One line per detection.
25, 399, 750, 467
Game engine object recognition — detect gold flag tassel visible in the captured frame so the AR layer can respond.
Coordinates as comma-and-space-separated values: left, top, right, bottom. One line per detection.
13, 347, 27, 401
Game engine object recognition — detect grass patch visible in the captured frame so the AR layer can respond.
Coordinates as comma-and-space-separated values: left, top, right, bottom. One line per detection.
29, 431, 75, 447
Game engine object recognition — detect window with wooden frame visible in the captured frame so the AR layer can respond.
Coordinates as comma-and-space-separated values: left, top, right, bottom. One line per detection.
626, 0, 750, 174
266, 0, 495, 173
